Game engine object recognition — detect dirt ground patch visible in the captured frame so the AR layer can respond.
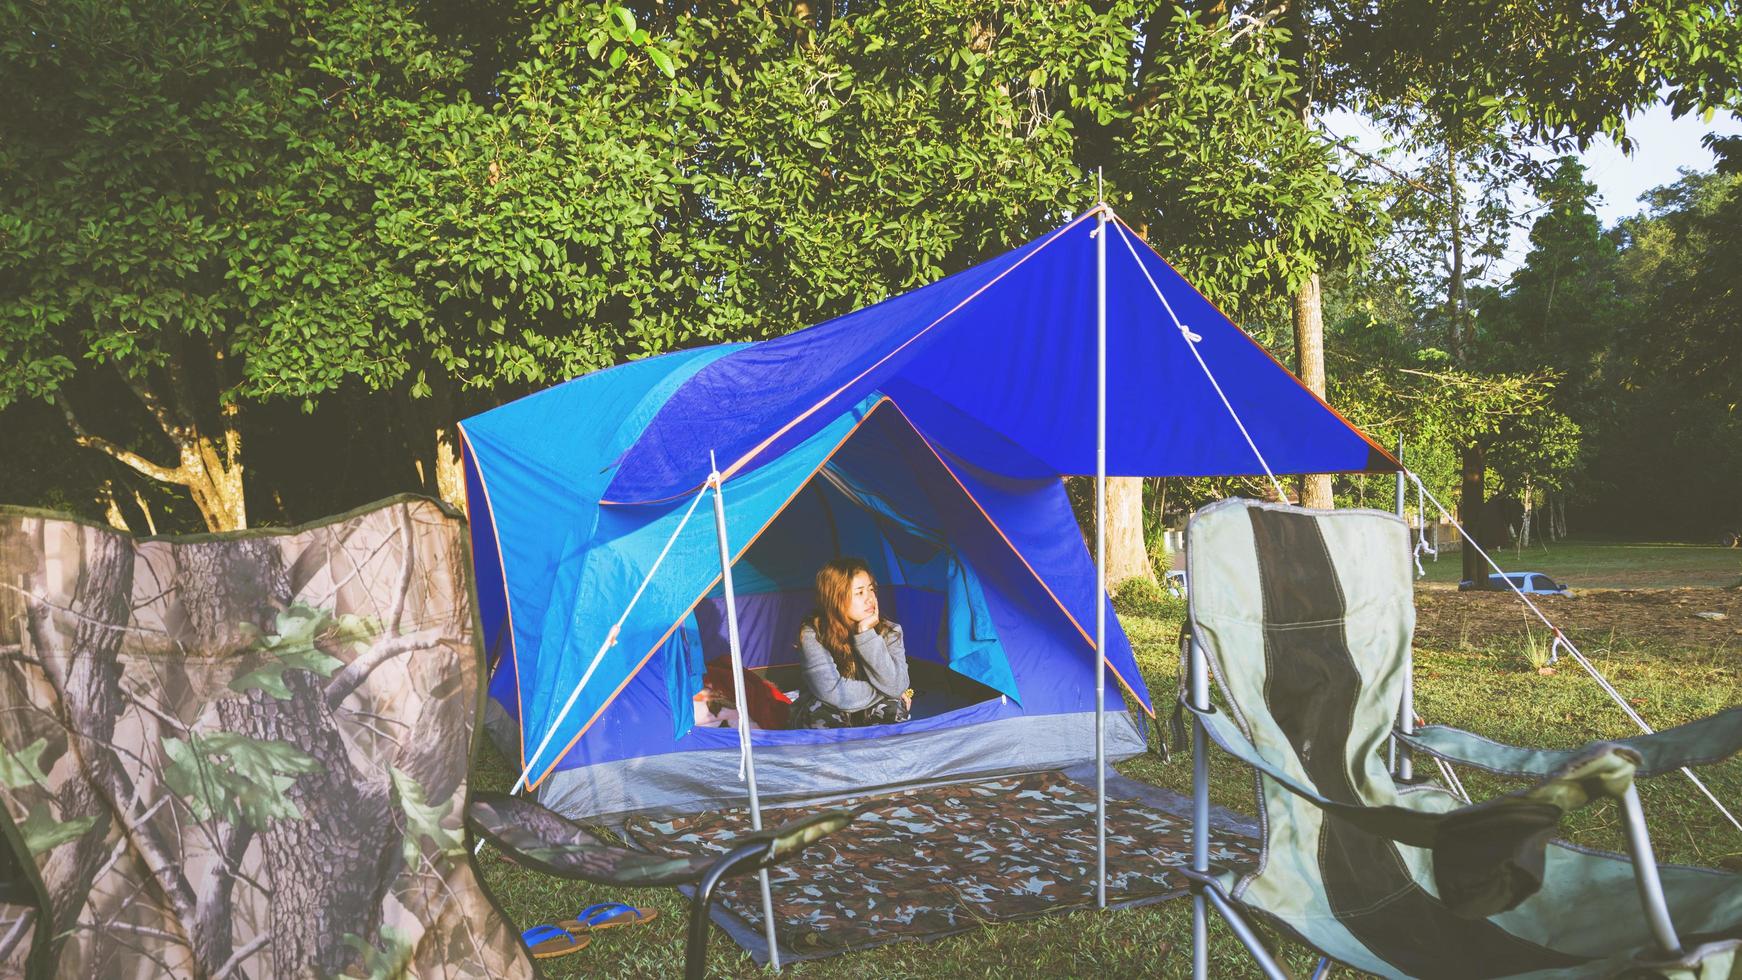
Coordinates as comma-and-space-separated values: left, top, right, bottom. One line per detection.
1414, 586, 1742, 652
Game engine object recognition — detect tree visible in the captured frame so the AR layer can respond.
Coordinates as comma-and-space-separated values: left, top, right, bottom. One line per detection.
0, 1, 471, 529
1587, 149, 1742, 538
1474, 158, 1616, 541
1309, 0, 1742, 572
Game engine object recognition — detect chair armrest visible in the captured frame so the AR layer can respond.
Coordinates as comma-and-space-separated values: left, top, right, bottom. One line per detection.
470, 794, 854, 980
468, 793, 723, 886
1396, 706, 1742, 780
1185, 700, 1640, 917
468, 793, 855, 888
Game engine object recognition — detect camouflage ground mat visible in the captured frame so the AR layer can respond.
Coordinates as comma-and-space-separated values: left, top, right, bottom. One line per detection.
0, 498, 532, 979
625, 769, 1260, 962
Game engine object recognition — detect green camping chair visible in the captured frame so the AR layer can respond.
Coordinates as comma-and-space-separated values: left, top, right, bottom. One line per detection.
1180, 498, 1742, 979
0, 499, 846, 979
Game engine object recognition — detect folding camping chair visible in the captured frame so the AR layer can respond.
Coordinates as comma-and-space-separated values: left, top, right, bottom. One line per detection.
0, 499, 847, 979
1178, 498, 1742, 979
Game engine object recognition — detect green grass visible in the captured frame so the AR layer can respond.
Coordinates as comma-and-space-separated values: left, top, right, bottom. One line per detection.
473, 587, 1741, 978
1413, 536, 1742, 590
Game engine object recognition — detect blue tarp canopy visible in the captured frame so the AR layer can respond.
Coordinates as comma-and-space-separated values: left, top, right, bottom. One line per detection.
461, 209, 1397, 794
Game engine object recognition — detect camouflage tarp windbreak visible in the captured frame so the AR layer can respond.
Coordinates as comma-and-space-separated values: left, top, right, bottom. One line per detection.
0, 497, 532, 979
626, 770, 1259, 960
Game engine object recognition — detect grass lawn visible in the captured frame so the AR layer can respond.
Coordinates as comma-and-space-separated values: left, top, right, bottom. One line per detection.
472, 587, 1742, 978
1413, 536, 1742, 590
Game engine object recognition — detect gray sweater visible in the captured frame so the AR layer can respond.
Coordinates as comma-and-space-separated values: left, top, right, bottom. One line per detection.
797, 622, 909, 711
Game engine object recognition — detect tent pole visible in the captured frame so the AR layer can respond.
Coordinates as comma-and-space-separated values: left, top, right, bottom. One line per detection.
1393, 437, 1413, 783
1093, 192, 1109, 911
709, 457, 781, 971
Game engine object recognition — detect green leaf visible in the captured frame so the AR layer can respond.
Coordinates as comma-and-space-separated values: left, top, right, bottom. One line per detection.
390, 767, 463, 867
647, 47, 675, 79
0, 738, 51, 789
162, 733, 320, 828
230, 603, 347, 700
609, 47, 627, 70
343, 925, 416, 980
20, 802, 98, 856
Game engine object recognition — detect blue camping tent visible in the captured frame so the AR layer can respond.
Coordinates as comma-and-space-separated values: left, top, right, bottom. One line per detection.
460, 210, 1396, 820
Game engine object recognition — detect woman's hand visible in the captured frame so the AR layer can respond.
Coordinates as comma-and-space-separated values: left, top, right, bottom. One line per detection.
855, 615, 878, 633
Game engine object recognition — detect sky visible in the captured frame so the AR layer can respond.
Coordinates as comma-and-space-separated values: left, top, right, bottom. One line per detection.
1323, 103, 1742, 284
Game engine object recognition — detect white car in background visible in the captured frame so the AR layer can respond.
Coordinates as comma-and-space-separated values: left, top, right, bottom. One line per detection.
1458, 571, 1570, 596
1164, 570, 1188, 599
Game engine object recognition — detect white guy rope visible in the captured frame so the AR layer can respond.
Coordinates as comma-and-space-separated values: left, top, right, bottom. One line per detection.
474, 476, 713, 856
1108, 220, 1290, 502
1407, 471, 1741, 833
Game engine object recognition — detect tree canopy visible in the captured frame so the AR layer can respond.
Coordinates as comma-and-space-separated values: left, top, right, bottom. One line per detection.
1, 0, 1739, 548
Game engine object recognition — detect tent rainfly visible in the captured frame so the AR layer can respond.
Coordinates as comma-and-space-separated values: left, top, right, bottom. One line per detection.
459, 206, 1399, 912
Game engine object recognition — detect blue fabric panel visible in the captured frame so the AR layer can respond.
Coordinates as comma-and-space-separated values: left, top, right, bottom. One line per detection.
604, 214, 1392, 503
693, 592, 813, 671
664, 615, 704, 740
920, 429, 1152, 714
816, 458, 1014, 700
462, 442, 509, 668
459, 345, 740, 757
511, 397, 876, 784
600, 222, 1076, 502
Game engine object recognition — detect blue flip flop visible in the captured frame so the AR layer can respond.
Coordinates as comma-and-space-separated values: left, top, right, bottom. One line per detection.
521, 923, 589, 959
560, 901, 659, 933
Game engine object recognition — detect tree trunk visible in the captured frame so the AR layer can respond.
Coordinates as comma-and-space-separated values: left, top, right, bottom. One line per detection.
59, 360, 247, 532
1102, 477, 1153, 588
1293, 272, 1334, 508
1519, 484, 1533, 551
181, 430, 246, 532
20, 524, 138, 967
433, 425, 467, 516
176, 540, 398, 976
99, 481, 129, 533
1447, 142, 1470, 364
1460, 445, 1486, 584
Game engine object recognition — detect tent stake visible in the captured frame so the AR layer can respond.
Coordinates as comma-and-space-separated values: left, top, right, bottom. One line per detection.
1093, 191, 1109, 910
710, 455, 782, 971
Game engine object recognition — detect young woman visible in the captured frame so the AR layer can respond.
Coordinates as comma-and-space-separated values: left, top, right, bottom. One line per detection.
789, 557, 912, 729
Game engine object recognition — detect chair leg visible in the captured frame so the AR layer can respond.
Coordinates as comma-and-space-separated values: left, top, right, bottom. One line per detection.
1201, 885, 1289, 980
1619, 785, 1684, 959
1189, 639, 1212, 980
685, 841, 772, 980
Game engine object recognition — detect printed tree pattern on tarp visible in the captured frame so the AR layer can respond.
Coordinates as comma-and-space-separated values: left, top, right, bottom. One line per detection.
0, 499, 532, 979
626, 771, 1259, 958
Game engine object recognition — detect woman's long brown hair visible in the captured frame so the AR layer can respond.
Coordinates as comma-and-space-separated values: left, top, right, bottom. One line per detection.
806, 557, 883, 680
